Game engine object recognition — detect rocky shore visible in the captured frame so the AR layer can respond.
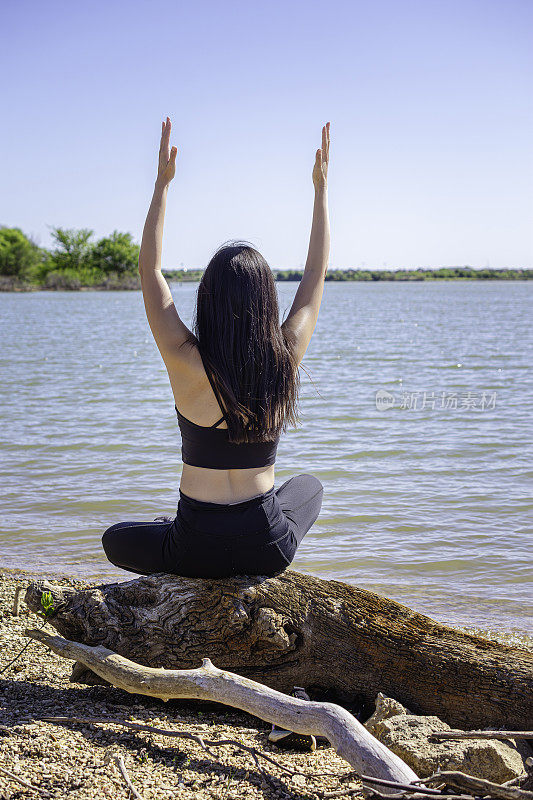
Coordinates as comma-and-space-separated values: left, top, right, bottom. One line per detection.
0, 569, 361, 800
1, 568, 531, 800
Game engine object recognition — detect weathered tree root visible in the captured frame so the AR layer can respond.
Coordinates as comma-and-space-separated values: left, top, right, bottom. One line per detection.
24, 571, 533, 731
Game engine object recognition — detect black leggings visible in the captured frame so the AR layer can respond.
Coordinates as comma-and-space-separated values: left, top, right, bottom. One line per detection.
102, 473, 323, 579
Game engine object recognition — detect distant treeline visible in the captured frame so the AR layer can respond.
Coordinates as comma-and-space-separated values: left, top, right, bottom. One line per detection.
276, 267, 533, 281
1, 226, 531, 291
165, 267, 533, 282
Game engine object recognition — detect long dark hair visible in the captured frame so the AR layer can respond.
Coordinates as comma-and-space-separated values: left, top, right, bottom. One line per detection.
182, 241, 300, 444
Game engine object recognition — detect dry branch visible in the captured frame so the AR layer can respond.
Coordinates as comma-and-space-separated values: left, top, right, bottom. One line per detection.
25, 625, 419, 790
38, 715, 300, 776
430, 731, 533, 741
116, 754, 144, 799
423, 770, 533, 800
0, 763, 42, 794
11, 585, 24, 616
39, 713, 316, 795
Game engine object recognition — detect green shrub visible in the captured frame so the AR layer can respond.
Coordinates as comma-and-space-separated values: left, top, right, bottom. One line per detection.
47, 227, 94, 272
0, 227, 44, 280
89, 230, 140, 275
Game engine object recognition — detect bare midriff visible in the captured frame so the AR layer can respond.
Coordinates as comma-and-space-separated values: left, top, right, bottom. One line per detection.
179, 463, 276, 504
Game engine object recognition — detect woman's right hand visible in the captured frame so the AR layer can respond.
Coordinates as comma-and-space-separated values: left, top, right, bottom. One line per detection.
312, 122, 330, 191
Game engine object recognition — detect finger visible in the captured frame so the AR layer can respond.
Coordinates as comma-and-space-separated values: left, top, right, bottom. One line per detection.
171, 146, 177, 160
323, 125, 330, 159
160, 119, 167, 146
160, 119, 169, 153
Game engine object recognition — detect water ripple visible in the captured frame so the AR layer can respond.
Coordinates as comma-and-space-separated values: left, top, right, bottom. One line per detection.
1, 281, 532, 642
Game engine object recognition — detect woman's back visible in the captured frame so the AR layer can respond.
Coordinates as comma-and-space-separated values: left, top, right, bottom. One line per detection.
167, 345, 279, 503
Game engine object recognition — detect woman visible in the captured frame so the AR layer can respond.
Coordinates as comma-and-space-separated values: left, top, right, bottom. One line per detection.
102, 117, 331, 579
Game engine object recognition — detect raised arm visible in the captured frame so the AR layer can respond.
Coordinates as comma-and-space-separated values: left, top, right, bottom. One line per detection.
138, 117, 193, 368
282, 122, 330, 366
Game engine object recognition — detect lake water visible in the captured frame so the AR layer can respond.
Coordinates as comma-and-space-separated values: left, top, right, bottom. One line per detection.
1, 281, 532, 645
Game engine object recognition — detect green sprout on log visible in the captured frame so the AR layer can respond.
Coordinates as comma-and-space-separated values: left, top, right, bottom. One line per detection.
39, 590, 55, 619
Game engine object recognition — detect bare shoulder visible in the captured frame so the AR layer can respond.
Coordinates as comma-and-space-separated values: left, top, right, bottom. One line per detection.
164, 337, 204, 380
165, 339, 208, 400
165, 341, 226, 423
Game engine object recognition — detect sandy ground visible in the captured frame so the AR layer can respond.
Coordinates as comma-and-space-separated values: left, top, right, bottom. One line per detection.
0, 568, 362, 800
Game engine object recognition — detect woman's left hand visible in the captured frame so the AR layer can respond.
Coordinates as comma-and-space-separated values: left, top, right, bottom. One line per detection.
157, 116, 177, 186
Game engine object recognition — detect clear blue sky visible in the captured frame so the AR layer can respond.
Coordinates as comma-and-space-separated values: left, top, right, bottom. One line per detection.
2, 0, 532, 269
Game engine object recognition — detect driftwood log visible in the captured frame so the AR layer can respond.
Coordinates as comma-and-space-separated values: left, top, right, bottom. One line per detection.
25, 627, 419, 786
24, 569, 533, 730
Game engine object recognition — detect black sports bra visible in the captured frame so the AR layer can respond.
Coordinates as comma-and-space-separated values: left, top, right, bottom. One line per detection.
175, 354, 280, 469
